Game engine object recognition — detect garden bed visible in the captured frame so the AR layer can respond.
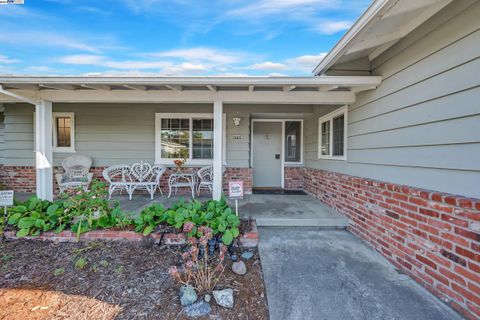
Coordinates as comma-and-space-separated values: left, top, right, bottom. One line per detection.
0, 239, 269, 319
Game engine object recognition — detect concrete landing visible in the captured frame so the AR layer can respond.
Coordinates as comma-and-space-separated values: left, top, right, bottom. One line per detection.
236, 194, 349, 228
258, 228, 463, 320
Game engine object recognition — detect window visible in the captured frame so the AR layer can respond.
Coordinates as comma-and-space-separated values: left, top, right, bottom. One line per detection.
285, 121, 302, 163
318, 107, 347, 160
53, 113, 75, 152
34, 112, 75, 152
155, 113, 223, 164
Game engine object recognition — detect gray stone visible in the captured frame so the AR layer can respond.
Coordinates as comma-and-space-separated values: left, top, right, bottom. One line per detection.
232, 261, 247, 275
204, 294, 211, 303
183, 301, 211, 318
241, 251, 254, 260
179, 285, 197, 307
213, 288, 234, 309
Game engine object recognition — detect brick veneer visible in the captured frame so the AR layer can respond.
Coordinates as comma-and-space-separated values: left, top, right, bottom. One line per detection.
223, 167, 253, 195
303, 167, 480, 319
0, 165, 36, 192
284, 166, 304, 190
1, 165, 253, 196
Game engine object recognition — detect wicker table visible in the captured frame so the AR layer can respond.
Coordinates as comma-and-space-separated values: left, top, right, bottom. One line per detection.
168, 172, 197, 198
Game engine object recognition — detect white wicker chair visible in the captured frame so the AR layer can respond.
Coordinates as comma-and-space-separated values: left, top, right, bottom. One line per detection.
55, 155, 94, 193
196, 166, 213, 195
102, 164, 131, 199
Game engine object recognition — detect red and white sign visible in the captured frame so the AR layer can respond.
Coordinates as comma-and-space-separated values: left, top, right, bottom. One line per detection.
228, 181, 244, 198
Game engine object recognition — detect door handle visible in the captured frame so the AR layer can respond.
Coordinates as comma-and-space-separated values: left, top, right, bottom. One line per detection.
275, 154, 280, 159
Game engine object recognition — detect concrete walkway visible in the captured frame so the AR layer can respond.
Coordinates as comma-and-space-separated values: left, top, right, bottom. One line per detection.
258, 227, 463, 320
238, 194, 348, 227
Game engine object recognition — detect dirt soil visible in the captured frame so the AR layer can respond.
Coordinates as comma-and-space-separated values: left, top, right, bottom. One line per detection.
0, 239, 269, 320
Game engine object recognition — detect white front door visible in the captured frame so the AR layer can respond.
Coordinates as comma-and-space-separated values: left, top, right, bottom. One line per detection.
252, 121, 282, 188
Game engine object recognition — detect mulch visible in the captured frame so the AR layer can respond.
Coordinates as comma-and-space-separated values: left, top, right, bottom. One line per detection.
0, 239, 269, 320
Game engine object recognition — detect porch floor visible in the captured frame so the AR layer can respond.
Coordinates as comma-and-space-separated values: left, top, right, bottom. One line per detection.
14, 192, 349, 228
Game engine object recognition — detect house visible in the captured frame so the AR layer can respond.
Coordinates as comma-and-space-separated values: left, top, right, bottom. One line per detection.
0, 0, 479, 318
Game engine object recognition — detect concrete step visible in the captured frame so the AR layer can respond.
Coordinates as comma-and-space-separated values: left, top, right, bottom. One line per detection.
255, 217, 349, 228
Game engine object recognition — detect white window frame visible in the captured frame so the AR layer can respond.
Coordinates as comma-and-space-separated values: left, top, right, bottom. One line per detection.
155, 113, 226, 166
318, 106, 347, 160
52, 112, 75, 153
33, 112, 76, 153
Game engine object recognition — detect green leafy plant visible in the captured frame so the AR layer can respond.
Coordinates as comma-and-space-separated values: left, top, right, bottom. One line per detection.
53, 268, 65, 276
74, 257, 87, 270
134, 203, 167, 235
99, 260, 109, 267
6, 196, 66, 237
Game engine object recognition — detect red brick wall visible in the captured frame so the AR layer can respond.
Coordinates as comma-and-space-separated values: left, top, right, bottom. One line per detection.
303, 167, 480, 319
284, 166, 304, 190
1, 165, 253, 196
223, 167, 253, 195
0, 165, 36, 192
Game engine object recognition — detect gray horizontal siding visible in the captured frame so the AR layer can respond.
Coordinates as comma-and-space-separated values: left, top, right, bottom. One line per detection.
3, 103, 313, 169
306, 0, 480, 198
0, 113, 5, 165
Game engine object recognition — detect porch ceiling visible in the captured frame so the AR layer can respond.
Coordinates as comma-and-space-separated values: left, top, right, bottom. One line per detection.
0, 75, 381, 105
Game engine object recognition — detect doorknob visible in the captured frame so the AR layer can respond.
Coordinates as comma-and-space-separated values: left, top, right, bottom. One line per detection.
275, 154, 280, 159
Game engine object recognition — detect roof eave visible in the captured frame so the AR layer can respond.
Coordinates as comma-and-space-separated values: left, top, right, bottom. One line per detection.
312, 0, 395, 76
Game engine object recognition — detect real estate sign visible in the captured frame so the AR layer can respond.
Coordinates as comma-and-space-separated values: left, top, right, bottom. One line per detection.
0, 190, 14, 207
228, 181, 244, 199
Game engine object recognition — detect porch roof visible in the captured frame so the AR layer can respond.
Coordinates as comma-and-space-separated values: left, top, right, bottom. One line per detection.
0, 75, 381, 105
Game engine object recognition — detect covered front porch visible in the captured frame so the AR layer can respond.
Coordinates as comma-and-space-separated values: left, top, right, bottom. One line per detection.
0, 76, 381, 203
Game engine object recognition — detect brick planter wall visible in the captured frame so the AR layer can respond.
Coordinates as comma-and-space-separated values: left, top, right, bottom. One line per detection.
303, 167, 480, 319
284, 166, 304, 190
3, 220, 259, 247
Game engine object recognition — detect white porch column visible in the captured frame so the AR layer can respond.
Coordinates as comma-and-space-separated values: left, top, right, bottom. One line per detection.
213, 100, 223, 200
35, 100, 53, 201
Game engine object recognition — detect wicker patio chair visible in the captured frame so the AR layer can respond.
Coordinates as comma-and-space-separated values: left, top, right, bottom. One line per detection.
55, 155, 94, 193
196, 166, 213, 195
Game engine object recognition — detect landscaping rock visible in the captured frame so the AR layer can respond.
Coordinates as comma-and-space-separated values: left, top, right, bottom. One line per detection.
232, 261, 247, 275
241, 251, 254, 260
204, 294, 211, 303
213, 288, 234, 309
180, 285, 197, 307
184, 301, 211, 317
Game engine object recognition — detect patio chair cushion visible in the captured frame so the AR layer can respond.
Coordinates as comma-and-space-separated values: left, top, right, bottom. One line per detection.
60, 175, 89, 184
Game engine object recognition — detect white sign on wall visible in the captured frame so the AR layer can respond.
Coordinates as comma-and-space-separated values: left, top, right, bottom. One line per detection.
0, 190, 14, 207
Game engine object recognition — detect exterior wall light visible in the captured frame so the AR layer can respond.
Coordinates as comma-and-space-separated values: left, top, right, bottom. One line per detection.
232, 117, 242, 126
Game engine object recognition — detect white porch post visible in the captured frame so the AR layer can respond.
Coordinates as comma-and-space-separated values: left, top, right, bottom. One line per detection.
35, 100, 53, 201
213, 100, 223, 200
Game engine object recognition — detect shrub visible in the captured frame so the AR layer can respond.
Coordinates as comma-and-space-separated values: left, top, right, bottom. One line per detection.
169, 227, 227, 294
6, 183, 240, 246
7, 180, 133, 238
